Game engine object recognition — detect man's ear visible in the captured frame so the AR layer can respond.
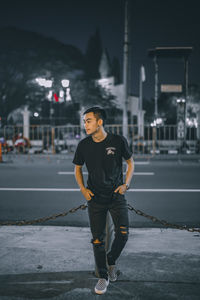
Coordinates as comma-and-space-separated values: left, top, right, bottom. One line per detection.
98, 119, 103, 127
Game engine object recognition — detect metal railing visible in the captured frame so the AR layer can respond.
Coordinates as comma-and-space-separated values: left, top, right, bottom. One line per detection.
0, 124, 199, 156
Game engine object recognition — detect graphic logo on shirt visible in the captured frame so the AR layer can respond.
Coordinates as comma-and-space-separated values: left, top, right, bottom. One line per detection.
106, 147, 116, 155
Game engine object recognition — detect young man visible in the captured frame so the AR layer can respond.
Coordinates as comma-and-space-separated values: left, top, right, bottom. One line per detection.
73, 106, 134, 295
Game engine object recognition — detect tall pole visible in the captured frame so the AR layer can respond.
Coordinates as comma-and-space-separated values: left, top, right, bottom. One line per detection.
184, 57, 189, 143
123, 0, 130, 139
139, 67, 143, 113
138, 66, 143, 137
154, 55, 158, 122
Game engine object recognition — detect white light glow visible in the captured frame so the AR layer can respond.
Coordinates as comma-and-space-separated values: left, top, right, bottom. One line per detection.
59, 90, 64, 98
47, 90, 53, 101
66, 88, 71, 101
61, 79, 70, 88
186, 117, 197, 128
177, 98, 185, 103
35, 78, 53, 88
156, 118, 162, 125
150, 118, 163, 127
34, 112, 39, 117
36, 78, 46, 86
45, 80, 53, 88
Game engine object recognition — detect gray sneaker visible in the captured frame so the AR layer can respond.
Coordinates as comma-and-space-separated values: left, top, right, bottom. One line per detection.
94, 278, 109, 294
108, 265, 118, 282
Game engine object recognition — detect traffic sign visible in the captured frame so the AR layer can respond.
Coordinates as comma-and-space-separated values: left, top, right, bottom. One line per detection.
161, 84, 182, 93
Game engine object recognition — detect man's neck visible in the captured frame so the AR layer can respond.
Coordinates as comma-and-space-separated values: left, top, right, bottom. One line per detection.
92, 128, 107, 143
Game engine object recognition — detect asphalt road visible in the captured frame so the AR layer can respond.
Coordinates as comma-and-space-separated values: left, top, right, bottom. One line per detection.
0, 155, 200, 228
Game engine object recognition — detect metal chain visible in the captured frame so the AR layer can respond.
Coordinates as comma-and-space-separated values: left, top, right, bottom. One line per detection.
128, 203, 200, 233
0, 203, 88, 226
0, 202, 199, 233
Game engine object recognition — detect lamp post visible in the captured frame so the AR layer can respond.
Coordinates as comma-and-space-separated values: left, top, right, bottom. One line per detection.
177, 97, 186, 141
36, 77, 72, 126
61, 79, 71, 102
35, 78, 53, 124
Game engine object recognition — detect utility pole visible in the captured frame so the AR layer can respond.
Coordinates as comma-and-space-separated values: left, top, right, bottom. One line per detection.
122, 0, 131, 139
154, 55, 158, 122
138, 65, 145, 137
184, 57, 189, 144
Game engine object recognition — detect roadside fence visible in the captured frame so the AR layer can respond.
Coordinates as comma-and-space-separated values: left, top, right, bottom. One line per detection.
0, 124, 199, 157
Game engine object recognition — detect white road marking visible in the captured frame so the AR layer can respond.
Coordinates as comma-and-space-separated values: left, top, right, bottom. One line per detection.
123, 161, 150, 165
128, 189, 200, 192
58, 171, 154, 176
0, 188, 200, 192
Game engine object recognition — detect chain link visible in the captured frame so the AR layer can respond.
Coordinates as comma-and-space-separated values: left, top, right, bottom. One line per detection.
0, 202, 199, 233
127, 203, 200, 233
0, 203, 88, 226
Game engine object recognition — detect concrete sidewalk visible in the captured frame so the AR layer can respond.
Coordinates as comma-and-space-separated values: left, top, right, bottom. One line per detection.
0, 226, 199, 300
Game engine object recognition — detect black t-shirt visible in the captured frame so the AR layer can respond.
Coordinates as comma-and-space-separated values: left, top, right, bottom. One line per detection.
72, 132, 132, 203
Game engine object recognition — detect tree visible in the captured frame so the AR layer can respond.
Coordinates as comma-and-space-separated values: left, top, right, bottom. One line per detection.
187, 84, 200, 118
158, 93, 177, 124
0, 27, 116, 125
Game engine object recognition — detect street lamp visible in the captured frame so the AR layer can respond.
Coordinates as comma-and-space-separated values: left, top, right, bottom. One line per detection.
61, 79, 71, 102
177, 98, 185, 104
61, 79, 69, 88
150, 117, 163, 127
35, 78, 54, 124
35, 78, 53, 88
36, 77, 72, 125
176, 97, 186, 142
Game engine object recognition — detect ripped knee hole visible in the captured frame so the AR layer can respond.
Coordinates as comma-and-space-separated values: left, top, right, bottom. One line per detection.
91, 238, 104, 246
119, 226, 128, 235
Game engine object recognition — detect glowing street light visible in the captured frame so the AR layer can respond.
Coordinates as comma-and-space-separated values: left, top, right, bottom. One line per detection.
35, 78, 53, 88
45, 80, 53, 88
59, 90, 65, 103
176, 98, 185, 103
66, 88, 71, 101
150, 117, 163, 127
61, 79, 71, 102
61, 79, 70, 88
47, 90, 53, 101
35, 77, 72, 125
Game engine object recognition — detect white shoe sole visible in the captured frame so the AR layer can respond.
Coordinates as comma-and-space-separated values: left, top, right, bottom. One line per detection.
94, 280, 109, 295
94, 287, 107, 295
109, 276, 117, 282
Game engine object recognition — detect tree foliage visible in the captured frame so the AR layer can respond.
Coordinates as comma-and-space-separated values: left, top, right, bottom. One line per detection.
0, 27, 115, 126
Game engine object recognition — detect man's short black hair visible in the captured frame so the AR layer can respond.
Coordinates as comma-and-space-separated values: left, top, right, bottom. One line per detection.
83, 106, 107, 125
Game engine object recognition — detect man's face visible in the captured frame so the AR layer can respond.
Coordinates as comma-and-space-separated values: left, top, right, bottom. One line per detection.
83, 112, 101, 135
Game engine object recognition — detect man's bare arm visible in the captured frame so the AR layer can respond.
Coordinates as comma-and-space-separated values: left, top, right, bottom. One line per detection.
114, 156, 134, 194
124, 156, 134, 187
74, 165, 85, 190
74, 165, 94, 201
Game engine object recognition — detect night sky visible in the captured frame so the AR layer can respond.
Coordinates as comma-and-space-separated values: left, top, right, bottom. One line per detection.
1, 0, 199, 99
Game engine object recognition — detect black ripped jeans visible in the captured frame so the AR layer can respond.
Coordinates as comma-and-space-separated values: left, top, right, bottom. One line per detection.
87, 192, 129, 279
